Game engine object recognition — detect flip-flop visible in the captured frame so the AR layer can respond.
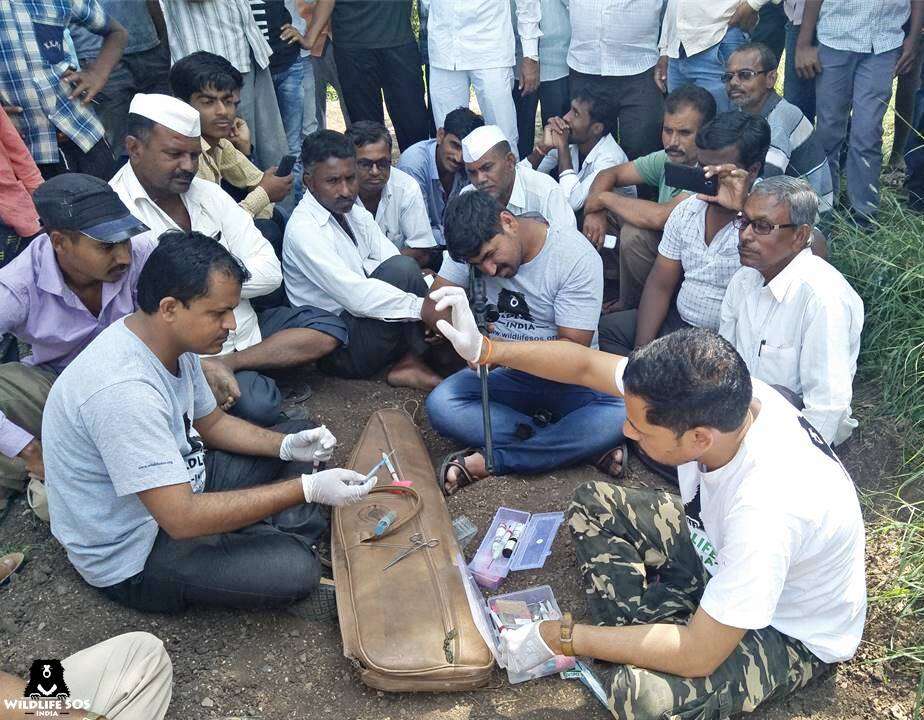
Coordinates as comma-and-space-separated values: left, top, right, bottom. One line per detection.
0, 552, 24, 587
594, 443, 628, 480
630, 441, 678, 485
437, 448, 480, 497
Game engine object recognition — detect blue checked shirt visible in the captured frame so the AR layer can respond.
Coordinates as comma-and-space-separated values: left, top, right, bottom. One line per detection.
0, 0, 108, 165
817, 0, 910, 54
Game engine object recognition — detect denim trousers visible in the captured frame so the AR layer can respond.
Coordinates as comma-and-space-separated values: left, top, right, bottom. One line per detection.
814, 44, 901, 215
783, 22, 816, 122
667, 27, 748, 114
271, 59, 305, 210
426, 367, 626, 475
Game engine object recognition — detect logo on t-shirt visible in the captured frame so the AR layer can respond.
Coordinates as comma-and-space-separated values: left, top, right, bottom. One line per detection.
497, 289, 533, 321
183, 414, 207, 493
684, 486, 718, 574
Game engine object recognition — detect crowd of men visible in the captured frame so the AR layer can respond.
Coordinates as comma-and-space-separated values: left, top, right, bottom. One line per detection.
0, 0, 901, 718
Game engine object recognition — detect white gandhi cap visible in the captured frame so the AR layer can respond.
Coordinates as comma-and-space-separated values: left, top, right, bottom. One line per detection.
129, 93, 201, 138
461, 124, 509, 164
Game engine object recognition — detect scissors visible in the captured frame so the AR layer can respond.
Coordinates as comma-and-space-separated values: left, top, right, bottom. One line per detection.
382, 532, 440, 571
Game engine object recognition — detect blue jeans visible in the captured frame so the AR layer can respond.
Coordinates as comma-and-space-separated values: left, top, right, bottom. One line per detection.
272, 59, 305, 211
783, 22, 816, 122
426, 368, 626, 475
667, 27, 748, 114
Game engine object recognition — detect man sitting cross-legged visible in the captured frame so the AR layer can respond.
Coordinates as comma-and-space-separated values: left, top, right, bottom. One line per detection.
345, 121, 439, 268
283, 130, 443, 389
111, 94, 347, 426
431, 289, 865, 720
427, 190, 626, 494
43, 232, 376, 618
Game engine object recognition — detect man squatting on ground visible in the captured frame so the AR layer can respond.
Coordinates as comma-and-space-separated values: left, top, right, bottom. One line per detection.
428, 281, 866, 720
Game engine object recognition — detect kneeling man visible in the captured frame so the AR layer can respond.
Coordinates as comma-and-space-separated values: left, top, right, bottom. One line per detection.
431, 289, 866, 720
427, 191, 625, 494
44, 232, 375, 617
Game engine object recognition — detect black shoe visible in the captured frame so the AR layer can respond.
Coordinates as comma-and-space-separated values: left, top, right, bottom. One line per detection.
287, 578, 337, 622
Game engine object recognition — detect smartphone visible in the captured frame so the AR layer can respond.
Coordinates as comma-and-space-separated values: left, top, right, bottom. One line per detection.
275, 155, 296, 177
663, 162, 718, 196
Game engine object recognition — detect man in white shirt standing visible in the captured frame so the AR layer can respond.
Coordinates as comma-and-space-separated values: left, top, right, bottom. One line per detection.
521, 85, 635, 213
426, 0, 541, 153
283, 130, 443, 389
345, 121, 439, 268
428, 295, 866, 720
567, 0, 666, 163
111, 95, 347, 426
461, 125, 576, 229
721, 176, 863, 447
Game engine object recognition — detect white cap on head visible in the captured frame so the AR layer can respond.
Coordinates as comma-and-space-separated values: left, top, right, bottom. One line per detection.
129, 93, 201, 138
461, 125, 509, 164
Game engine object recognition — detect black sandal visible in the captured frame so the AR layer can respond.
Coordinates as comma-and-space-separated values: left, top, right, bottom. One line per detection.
437, 448, 480, 497
594, 443, 628, 480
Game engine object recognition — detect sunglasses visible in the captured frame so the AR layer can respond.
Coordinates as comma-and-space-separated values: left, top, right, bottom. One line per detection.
733, 213, 798, 235
721, 69, 769, 83
357, 158, 391, 171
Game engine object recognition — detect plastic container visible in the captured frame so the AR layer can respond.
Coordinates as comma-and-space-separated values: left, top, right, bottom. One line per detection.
452, 515, 478, 551
468, 507, 564, 589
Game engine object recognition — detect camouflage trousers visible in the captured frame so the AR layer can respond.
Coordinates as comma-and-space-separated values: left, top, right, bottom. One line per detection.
566, 482, 828, 720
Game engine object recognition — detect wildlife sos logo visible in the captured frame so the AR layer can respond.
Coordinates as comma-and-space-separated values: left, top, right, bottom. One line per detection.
3, 659, 92, 716
496, 289, 533, 321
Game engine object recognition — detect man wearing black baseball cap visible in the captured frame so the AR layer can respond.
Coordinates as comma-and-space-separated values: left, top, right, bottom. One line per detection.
0, 173, 153, 517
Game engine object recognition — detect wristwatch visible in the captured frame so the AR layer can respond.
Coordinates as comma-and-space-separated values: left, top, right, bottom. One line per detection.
559, 612, 575, 657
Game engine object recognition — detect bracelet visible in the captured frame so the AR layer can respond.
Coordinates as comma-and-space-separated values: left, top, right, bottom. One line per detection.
478, 335, 493, 365
559, 612, 575, 657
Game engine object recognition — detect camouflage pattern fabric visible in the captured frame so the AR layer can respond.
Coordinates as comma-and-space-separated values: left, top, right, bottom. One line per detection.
567, 481, 829, 720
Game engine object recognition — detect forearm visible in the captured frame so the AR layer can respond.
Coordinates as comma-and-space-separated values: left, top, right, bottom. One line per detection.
173, 478, 304, 538
909, 0, 924, 39
488, 339, 624, 396
602, 194, 676, 232
635, 285, 673, 347
92, 20, 128, 77
797, 1, 822, 46
306, 0, 335, 45
196, 411, 284, 457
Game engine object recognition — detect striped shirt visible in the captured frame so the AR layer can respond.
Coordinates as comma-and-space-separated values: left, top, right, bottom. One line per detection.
758, 92, 834, 214
160, 0, 272, 73
0, 0, 107, 164
816, 0, 910, 55
568, 0, 663, 77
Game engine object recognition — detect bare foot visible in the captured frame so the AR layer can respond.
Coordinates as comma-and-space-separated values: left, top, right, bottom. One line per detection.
386, 353, 443, 391
443, 452, 489, 495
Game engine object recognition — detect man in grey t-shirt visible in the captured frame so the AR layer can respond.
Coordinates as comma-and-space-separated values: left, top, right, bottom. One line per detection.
426, 191, 626, 494
43, 231, 375, 618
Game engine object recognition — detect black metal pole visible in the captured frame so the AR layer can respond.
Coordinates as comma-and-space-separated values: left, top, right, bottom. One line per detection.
469, 266, 495, 474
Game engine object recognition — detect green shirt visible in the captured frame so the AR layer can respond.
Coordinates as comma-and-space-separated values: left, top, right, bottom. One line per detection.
632, 150, 688, 205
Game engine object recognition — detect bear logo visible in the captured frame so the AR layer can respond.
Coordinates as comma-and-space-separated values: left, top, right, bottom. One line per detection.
497, 289, 533, 321
23, 659, 69, 700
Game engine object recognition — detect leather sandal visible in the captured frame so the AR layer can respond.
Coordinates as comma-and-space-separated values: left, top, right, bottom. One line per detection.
594, 442, 628, 480
437, 448, 480, 497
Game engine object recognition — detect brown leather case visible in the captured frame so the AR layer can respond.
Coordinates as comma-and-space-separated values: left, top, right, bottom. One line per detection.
332, 409, 494, 692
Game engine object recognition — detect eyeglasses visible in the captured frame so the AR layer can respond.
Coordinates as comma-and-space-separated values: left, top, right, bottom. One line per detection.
357, 158, 391, 171
733, 214, 798, 235
721, 69, 769, 83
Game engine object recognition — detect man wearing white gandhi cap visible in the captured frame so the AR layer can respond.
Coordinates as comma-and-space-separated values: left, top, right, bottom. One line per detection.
458, 125, 576, 231
109, 94, 348, 427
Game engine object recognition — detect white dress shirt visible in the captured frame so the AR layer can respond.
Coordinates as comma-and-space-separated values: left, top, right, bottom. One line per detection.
659, 0, 776, 58
283, 191, 424, 320
427, 0, 541, 71
462, 164, 577, 228
720, 249, 864, 446
360, 167, 438, 251
567, 0, 664, 76
109, 163, 282, 355
520, 134, 636, 211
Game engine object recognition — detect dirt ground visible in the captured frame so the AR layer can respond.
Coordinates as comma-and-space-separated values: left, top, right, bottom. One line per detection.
0, 368, 919, 720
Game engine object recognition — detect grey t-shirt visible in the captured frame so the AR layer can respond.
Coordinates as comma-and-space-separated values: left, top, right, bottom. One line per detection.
438, 224, 603, 346
70, 0, 160, 59
43, 319, 217, 588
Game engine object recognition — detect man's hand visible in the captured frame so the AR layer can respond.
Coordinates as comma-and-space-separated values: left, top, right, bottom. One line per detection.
728, 1, 759, 32
61, 66, 108, 105
896, 34, 921, 76
419, 294, 451, 330
518, 58, 540, 95
700, 163, 750, 211
498, 621, 556, 674
795, 44, 822, 79
1, 105, 22, 115
280, 23, 310, 49
301, 468, 376, 506
430, 286, 484, 363
201, 358, 241, 411
18, 439, 44, 482
259, 168, 294, 202
582, 210, 609, 249
228, 117, 252, 156
535, 123, 558, 156
654, 55, 669, 93
280, 425, 338, 463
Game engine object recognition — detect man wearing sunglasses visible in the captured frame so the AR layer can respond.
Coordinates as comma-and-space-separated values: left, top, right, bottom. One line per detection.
720, 175, 863, 447
725, 42, 833, 216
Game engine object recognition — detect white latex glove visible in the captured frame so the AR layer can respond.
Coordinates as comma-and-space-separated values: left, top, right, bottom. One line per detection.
430, 286, 483, 364
280, 425, 337, 463
301, 468, 377, 506
498, 622, 556, 675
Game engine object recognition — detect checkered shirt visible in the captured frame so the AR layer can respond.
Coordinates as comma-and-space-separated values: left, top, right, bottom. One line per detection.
0, 0, 107, 165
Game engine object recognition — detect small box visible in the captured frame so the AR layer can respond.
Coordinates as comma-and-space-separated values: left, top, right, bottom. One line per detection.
452, 515, 478, 551
468, 506, 564, 589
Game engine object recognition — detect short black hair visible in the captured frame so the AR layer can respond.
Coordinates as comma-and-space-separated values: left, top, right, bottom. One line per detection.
137, 230, 250, 313
125, 113, 155, 142
664, 84, 717, 125
623, 328, 752, 436
443, 190, 504, 262
301, 129, 355, 170
345, 120, 393, 152
695, 111, 771, 171
572, 85, 619, 135
169, 51, 243, 102
442, 107, 485, 141
730, 41, 779, 73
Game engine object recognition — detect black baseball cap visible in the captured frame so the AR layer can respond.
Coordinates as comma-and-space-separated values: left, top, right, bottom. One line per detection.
33, 173, 149, 243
